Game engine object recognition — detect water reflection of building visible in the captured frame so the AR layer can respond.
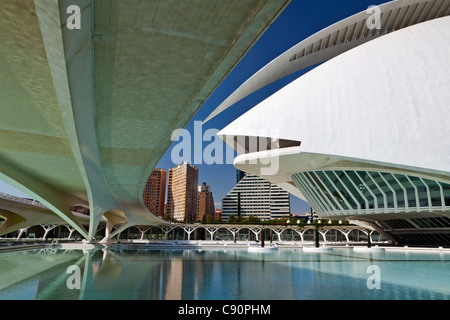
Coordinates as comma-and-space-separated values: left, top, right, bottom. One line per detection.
164, 257, 183, 300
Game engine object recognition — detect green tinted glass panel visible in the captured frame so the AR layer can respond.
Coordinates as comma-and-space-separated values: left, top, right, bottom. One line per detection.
349, 171, 374, 209
409, 176, 429, 207
370, 172, 394, 208
316, 171, 349, 210
308, 172, 337, 209
338, 170, 366, 209
300, 173, 330, 211
324, 171, 358, 209
394, 174, 417, 208
358, 171, 384, 209
441, 182, 450, 206
423, 179, 442, 207
381, 173, 405, 208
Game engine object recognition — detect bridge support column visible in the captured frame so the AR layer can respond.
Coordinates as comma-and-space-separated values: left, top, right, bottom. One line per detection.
181, 226, 198, 241
293, 228, 304, 242
250, 228, 261, 242
137, 226, 151, 240
159, 227, 176, 241
65, 226, 76, 240
100, 210, 127, 243
41, 224, 57, 240
16, 228, 28, 241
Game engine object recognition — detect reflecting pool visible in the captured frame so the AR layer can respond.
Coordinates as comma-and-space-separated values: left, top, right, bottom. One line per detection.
1, 247, 450, 300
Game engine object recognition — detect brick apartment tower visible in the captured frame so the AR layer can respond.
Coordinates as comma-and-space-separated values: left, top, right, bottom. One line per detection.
167, 162, 199, 222
143, 168, 167, 217
196, 182, 215, 222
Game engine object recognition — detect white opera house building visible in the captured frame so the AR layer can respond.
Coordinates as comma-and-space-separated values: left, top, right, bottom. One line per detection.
206, 0, 450, 246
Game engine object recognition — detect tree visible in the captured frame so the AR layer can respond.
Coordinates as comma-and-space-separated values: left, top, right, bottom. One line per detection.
245, 215, 260, 223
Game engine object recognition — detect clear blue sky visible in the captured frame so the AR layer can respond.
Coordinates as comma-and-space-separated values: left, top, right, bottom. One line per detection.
0, 0, 385, 213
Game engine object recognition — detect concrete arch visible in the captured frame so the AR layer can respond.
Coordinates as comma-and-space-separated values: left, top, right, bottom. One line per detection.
320, 228, 344, 242
202, 226, 222, 241
279, 227, 304, 242
235, 228, 255, 241
291, 228, 305, 242
179, 225, 200, 241
347, 229, 366, 242
335, 228, 351, 242
0, 167, 89, 239
0, 194, 90, 239
215, 227, 236, 241
302, 228, 315, 241
0, 209, 27, 236
100, 210, 127, 243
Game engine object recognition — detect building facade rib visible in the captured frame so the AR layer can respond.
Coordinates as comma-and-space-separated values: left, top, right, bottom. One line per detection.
291, 170, 450, 217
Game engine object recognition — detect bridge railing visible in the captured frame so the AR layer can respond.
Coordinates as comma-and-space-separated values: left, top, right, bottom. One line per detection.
0, 192, 47, 208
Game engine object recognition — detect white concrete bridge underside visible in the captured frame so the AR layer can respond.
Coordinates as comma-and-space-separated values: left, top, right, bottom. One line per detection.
0, 0, 291, 240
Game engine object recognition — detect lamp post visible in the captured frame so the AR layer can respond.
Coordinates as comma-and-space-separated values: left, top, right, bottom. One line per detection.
314, 224, 320, 248
261, 229, 265, 248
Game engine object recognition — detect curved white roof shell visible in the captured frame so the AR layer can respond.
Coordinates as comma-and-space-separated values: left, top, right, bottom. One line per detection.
205, 0, 450, 123
219, 15, 450, 176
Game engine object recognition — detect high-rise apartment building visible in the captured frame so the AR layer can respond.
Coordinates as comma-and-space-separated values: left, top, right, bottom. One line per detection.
166, 162, 199, 222
222, 172, 290, 221
143, 168, 167, 217
196, 182, 215, 222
